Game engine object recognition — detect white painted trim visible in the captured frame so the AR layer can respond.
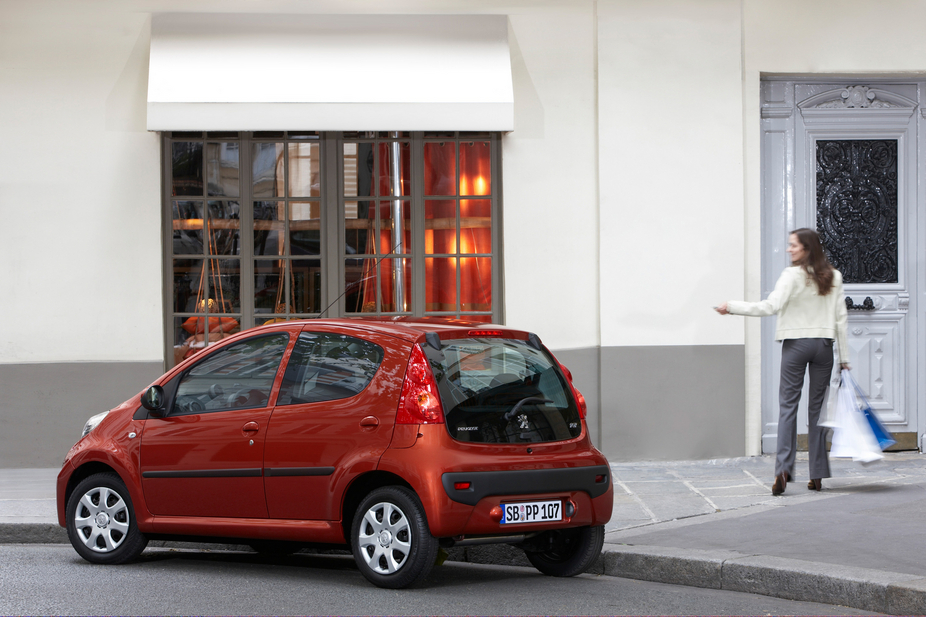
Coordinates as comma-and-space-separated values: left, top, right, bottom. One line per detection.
147, 102, 514, 132
147, 13, 514, 131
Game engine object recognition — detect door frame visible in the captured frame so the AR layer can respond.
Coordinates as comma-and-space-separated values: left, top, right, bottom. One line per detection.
759, 77, 922, 453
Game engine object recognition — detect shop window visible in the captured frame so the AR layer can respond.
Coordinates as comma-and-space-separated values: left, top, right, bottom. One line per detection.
164, 132, 501, 368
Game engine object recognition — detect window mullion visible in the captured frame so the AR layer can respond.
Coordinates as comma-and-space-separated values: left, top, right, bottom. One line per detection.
161, 133, 174, 372
411, 132, 425, 315
325, 132, 342, 317
492, 133, 503, 325
239, 132, 255, 329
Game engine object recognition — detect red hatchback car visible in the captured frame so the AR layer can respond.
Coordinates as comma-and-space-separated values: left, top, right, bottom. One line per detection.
57, 318, 613, 588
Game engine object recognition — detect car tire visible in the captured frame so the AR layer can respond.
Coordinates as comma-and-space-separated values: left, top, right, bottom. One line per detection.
66, 472, 148, 565
350, 486, 438, 589
524, 525, 604, 577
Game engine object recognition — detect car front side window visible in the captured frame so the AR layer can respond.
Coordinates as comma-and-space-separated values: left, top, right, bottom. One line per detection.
173, 333, 290, 415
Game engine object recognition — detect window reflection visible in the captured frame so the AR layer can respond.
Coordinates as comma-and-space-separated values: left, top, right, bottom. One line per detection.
172, 142, 203, 196
252, 143, 284, 198
169, 132, 496, 368
173, 201, 203, 255
206, 142, 239, 197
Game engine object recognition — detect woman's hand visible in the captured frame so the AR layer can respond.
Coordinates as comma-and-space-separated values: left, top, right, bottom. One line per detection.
840, 363, 851, 371
714, 302, 730, 315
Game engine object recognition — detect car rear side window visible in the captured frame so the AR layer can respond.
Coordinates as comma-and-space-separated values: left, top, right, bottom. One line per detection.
425, 338, 582, 443
173, 333, 290, 415
276, 332, 385, 405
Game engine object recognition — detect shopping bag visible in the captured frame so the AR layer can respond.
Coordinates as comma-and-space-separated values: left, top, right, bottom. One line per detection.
843, 370, 896, 450
829, 369, 884, 463
818, 360, 842, 428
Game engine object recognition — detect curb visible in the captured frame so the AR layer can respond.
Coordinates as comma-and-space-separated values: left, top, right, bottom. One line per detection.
600, 544, 926, 616
5, 523, 925, 614
0, 523, 66, 544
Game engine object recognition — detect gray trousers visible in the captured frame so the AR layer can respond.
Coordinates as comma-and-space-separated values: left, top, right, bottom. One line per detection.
777, 338, 833, 480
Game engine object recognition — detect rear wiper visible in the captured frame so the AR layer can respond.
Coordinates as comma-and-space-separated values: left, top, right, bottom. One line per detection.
504, 397, 553, 421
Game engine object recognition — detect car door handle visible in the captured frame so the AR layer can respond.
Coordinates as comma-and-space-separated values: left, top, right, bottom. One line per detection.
359, 416, 379, 428
242, 421, 260, 435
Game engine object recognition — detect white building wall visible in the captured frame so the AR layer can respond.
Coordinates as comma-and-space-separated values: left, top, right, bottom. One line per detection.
502, 6, 600, 351
0, 4, 162, 363
0, 0, 600, 363
8, 0, 926, 466
599, 0, 745, 349
0, 0, 606, 465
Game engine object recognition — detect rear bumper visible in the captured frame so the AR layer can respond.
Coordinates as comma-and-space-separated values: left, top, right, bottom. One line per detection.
441, 465, 610, 505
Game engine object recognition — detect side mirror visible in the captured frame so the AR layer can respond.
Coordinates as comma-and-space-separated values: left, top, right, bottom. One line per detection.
141, 385, 166, 417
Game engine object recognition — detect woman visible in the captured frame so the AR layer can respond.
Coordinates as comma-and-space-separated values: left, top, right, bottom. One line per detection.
716, 228, 849, 495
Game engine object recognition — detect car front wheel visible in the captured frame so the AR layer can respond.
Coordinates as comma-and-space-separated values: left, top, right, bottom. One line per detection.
524, 525, 604, 577
350, 486, 438, 589
65, 472, 148, 565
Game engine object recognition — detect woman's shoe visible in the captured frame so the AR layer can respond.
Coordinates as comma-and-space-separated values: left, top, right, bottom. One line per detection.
807, 478, 822, 491
772, 472, 788, 496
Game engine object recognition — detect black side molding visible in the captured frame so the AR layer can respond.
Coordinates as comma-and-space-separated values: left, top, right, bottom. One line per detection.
142, 468, 262, 479
141, 467, 336, 479
264, 467, 335, 477
442, 465, 610, 506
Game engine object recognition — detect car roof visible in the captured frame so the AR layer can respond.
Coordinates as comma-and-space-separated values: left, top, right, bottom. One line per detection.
252, 316, 530, 343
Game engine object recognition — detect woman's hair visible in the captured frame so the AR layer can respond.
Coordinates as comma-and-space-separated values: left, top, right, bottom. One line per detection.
790, 228, 834, 296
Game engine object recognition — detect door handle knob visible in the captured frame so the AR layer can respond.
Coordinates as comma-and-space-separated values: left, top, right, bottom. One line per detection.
242, 421, 260, 435
359, 416, 379, 428
846, 296, 876, 311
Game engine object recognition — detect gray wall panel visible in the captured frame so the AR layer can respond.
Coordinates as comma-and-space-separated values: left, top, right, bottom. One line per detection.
0, 362, 163, 468
599, 345, 746, 461
0, 346, 746, 467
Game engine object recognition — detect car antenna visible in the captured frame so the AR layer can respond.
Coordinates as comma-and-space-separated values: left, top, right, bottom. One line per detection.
315, 238, 406, 318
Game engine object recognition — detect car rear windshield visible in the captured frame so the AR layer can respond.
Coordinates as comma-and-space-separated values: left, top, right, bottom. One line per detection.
424, 337, 582, 443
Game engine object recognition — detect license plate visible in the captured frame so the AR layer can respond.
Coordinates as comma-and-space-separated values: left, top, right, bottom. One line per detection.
500, 500, 562, 524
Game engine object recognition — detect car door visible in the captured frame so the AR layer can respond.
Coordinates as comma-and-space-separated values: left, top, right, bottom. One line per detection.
139, 332, 292, 518
263, 328, 407, 521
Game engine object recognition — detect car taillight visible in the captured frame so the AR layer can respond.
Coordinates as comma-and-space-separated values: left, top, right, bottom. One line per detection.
573, 388, 587, 419
559, 363, 587, 419
397, 344, 445, 424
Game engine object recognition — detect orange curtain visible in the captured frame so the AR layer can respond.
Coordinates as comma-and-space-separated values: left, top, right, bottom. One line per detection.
426, 141, 492, 313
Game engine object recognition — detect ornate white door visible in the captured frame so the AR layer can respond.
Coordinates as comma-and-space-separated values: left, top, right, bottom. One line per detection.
760, 80, 920, 453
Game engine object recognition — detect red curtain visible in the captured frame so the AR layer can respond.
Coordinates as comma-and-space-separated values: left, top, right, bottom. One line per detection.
425, 141, 492, 313
360, 140, 492, 315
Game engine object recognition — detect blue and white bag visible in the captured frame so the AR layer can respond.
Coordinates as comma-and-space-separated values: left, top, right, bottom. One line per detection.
829, 369, 886, 464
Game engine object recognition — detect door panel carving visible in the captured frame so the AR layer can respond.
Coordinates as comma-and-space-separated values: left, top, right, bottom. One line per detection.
846, 314, 904, 423
816, 139, 898, 284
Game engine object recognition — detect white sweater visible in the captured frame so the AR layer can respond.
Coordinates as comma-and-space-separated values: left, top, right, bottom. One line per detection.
727, 266, 849, 363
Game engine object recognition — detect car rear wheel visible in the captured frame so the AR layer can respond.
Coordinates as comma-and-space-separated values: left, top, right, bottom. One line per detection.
350, 486, 438, 589
66, 472, 148, 565
524, 525, 604, 577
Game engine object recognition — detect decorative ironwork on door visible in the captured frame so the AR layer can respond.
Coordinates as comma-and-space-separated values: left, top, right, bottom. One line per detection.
816, 139, 898, 283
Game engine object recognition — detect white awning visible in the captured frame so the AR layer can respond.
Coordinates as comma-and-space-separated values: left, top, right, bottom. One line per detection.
147, 13, 513, 131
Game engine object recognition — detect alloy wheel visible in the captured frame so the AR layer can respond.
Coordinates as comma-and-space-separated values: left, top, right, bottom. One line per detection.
356, 501, 412, 574
73, 485, 130, 553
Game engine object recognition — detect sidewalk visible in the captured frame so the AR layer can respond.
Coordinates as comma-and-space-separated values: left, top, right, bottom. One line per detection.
600, 451, 926, 615
2, 454, 925, 614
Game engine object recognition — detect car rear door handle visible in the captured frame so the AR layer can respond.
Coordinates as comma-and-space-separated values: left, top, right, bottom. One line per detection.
242, 421, 260, 435
359, 416, 379, 428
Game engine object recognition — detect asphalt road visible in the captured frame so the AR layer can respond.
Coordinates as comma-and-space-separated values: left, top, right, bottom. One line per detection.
0, 545, 879, 616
